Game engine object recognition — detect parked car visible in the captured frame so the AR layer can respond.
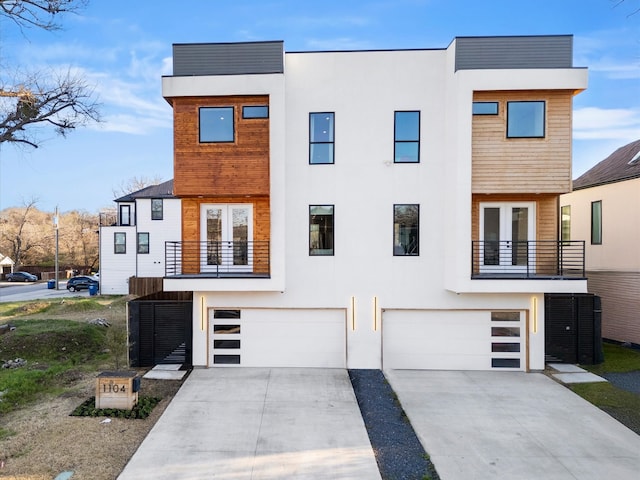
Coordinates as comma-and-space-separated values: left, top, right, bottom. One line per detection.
66, 276, 99, 292
6, 272, 38, 282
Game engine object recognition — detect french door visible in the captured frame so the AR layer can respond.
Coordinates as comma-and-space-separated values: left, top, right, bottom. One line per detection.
480, 203, 535, 273
200, 204, 253, 273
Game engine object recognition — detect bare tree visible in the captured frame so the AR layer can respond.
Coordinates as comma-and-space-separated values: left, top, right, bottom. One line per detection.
0, 0, 88, 31
112, 175, 164, 198
0, 0, 101, 148
0, 69, 101, 147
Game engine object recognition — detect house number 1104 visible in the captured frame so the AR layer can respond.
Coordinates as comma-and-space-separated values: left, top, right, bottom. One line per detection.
103, 383, 126, 393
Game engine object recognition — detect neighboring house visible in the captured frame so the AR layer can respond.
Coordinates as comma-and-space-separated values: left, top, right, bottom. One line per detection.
0, 253, 15, 276
99, 180, 181, 294
560, 139, 640, 346
152, 35, 588, 371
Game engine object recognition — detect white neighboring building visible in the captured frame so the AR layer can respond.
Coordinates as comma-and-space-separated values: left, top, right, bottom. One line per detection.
155, 36, 589, 371
99, 180, 181, 294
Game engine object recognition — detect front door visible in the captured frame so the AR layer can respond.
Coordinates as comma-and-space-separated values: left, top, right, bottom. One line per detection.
480, 203, 535, 274
200, 204, 253, 273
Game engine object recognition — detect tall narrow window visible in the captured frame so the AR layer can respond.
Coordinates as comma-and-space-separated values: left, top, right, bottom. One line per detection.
119, 204, 131, 226
151, 199, 163, 220
114, 232, 126, 254
561, 205, 571, 243
591, 201, 602, 245
393, 204, 419, 255
507, 101, 545, 138
309, 113, 334, 164
200, 106, 234, 142
309, 205, 334, 255
137, 232, 149, 254
394, 111, 420, 163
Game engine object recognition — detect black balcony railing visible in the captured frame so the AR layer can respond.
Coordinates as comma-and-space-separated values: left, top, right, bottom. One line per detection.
471, 240, 585, 279
165, 241, 270, 278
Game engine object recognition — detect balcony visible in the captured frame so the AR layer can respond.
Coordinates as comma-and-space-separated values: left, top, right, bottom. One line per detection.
165, 241, 270, 278
471, 240, 585, 279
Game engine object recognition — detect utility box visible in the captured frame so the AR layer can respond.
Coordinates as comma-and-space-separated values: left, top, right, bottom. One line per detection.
95, 371, 140, 410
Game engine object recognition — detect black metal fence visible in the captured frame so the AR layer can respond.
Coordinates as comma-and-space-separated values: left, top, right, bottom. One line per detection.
471, 240, 585, 279
165, 241, 270, 277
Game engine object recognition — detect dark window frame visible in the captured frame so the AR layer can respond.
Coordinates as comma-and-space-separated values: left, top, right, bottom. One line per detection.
199, 106, 235, 143
394, 110, 421, 163
242, 105, 269, 119
309, 205, 335, 256
114, 232, 126, 254
472, 101, 499, 115
506, 100, 546, 138
309, 112, 335, 165
119, 204, 131, 226
591, 200, 602, 245
151, 198, 163, 220
393, 204, 420, 256
137, 232, 149, 254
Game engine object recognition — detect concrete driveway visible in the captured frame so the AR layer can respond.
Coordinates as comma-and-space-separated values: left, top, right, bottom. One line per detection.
386, 370, 640, 480
118, 368, 381, 480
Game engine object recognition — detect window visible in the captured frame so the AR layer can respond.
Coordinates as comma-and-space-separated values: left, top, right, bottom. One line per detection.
114, 232, 126, 254
507, 101, 545, 138
242, 105, 269, 118
137, 232, 149, 254
393, 204, 419, 255
472, 102, 498, 115
309, 205, 334, 255
394, 111, 420, 163
309, 113, 334, 164
591, 201, 602, 245
199, 106, 234, 142
151, 199, 163, 220
561, 205, 571, 243
119, 204, 131, 226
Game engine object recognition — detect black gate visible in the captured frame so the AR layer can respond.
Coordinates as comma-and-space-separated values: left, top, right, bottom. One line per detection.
545, 293, 603, 365
129, 297, 193, 367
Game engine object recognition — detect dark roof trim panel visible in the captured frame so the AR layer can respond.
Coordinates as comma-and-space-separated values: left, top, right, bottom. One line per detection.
172, 41, 284, 76
455, 35, 573, 71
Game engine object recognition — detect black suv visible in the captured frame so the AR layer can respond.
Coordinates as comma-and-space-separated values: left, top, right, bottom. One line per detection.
66, 276, 99, 292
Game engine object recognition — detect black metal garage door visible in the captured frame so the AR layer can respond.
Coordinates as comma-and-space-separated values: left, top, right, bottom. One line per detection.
129, 298, 193, 367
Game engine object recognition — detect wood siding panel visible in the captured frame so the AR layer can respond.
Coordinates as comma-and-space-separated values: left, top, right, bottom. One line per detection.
172, 95, 270, 197
472, 91, 574, 194
587, 271, 640, 345
181, 197, 270, 275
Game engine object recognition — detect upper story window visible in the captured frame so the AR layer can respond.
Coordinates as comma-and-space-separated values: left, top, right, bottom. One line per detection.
591, 201, 602, 245
114, 232, 126, 254
309, 205, 334, 255
507, 101, 545, 138
473, 102, 499, 115
309, 113, 335, 164
137, 232, 150, 254
242, 105, 269, 118
200, 106, 234, 142
119, 204, 131, 226
394, 111, 420, 163
151, 199, 163, 220
393, 204, 419, 256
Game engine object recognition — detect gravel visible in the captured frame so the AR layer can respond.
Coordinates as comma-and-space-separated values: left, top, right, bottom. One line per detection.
349, 369, 440, 480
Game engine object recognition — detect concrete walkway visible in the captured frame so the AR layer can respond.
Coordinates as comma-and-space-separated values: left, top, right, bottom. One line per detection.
386, 370, 640, 480
118, 368, 381, 480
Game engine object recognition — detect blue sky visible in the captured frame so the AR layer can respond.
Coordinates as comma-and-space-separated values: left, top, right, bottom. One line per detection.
0, 0, 639, 213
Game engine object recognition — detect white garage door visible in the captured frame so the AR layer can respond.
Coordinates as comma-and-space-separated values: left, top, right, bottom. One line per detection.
382, 310, 525, 371
210, 309, 346, 368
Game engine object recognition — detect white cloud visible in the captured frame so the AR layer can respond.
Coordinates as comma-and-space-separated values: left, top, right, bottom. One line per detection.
574, 107, 640, 140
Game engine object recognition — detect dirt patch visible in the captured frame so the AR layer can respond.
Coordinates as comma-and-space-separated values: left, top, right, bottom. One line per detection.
0, 370, 185, 480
